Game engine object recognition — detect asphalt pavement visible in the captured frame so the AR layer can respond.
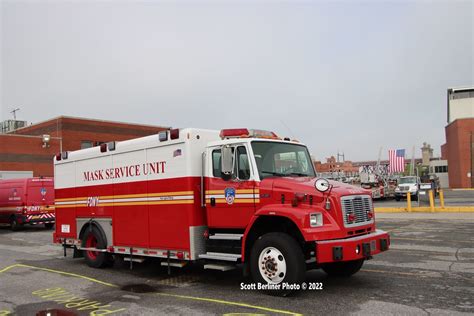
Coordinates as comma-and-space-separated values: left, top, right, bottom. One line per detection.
0, 213, 473, 315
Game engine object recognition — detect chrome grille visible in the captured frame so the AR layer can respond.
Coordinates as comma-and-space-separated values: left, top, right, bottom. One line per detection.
341, 195, 373, 227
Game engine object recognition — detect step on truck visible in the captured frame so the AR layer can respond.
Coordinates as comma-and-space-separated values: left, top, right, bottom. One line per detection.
0, 177, 55, 230
53, 128, 390, 293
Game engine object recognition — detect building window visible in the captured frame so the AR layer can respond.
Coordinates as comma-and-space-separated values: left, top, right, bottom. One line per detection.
435, 166, 448, 173
81, 141, 93, 149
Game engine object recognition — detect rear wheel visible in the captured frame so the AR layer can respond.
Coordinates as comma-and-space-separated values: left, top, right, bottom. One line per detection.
322, 259, 364, 277
82, 226, 112, 268
395, 196, 401, 201
250, 233, 305, 296
10, 217, 22, 231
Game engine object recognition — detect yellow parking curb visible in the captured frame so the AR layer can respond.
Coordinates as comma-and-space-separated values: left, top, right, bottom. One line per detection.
375, 206, 474, 213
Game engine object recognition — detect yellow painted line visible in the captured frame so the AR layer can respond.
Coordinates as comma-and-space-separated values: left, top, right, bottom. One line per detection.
0, 263, 300, 316
0, 264, 117, 287
157, 293, 301, 315
452, 188, 474, 191
375, 206, 474, 213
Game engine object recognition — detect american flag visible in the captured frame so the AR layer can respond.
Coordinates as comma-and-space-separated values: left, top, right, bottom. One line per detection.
388, 149, 405, 173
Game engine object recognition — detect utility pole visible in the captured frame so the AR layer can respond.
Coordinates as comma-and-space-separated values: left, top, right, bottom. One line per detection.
10, 108, 20, 120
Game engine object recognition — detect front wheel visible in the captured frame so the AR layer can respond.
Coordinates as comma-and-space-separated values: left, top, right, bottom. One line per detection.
322, 259, 364, 277
82, 226, 112, 268
250, 233, 305, 295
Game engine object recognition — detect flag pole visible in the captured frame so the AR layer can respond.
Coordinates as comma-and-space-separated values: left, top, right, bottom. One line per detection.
410, 145, 415, 176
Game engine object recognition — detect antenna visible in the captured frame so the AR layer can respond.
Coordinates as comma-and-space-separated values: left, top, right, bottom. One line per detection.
10, 108, 20, 120
280, 120, 296, 139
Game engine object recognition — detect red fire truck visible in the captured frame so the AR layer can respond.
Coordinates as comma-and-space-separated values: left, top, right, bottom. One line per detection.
0, 177, 55, 230
53, 128, 389, 291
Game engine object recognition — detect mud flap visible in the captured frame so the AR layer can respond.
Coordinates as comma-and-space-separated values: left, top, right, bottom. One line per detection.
73, 246, 83, 258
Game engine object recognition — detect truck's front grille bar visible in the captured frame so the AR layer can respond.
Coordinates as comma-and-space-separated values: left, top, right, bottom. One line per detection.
341, 195, 373, 228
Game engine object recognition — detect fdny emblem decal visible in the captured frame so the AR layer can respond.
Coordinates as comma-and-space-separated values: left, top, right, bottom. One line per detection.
224, 188, 236, 205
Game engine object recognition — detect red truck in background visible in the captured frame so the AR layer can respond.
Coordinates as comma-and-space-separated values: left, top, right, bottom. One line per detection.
0, 177, 55, 230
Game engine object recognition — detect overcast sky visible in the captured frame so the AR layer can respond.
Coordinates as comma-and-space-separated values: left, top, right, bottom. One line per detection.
1, 0, 472, 161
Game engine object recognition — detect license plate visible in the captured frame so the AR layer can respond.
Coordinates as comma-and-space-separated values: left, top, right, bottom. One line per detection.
370, 240, 377, 251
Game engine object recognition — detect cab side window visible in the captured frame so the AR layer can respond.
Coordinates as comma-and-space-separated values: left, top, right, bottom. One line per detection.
234, 146, 250, 180
212, 149, 222, 178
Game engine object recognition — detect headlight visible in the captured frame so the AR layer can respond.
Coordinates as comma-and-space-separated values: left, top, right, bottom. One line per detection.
310, 213, 323, 227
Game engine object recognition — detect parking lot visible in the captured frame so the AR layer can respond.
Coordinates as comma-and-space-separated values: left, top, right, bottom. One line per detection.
0, 212, 473, 316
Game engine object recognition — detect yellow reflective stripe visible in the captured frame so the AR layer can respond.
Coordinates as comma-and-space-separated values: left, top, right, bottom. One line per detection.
56, 191, 194, 202
55, 200, 195, 208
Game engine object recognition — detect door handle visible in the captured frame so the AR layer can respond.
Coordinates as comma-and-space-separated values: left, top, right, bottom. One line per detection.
210, 197, 216, 207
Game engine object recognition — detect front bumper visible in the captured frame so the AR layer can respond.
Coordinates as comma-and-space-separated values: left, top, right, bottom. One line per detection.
315, 229, 390, 263
395, 191, 417, 197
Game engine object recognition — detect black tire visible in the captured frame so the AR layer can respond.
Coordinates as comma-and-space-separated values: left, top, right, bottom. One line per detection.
82, 226, 112, 268
250, 232, 305, 296
45, 223, 54, 230
10, 216, 22, 231
322, 259, 364, 277
395, 196, 401, 201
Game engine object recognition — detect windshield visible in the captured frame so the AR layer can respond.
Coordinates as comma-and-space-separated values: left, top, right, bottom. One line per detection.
251, 141, 316, 179
399, 177, 416, 184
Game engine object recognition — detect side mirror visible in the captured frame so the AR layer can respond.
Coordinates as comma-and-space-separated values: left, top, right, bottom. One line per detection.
221, 146, 233, 179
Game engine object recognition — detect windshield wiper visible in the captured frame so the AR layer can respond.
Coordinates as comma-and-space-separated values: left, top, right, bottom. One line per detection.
288, 172, 309, 177
260, 170, 286, 177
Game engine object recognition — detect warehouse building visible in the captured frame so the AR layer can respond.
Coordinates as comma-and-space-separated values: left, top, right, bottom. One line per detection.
0, 116, 167, 178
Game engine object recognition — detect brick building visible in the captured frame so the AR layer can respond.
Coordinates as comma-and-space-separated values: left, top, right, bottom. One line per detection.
0, 116, 167, 177
440, 86, 474, 188
314, 156, 359, 175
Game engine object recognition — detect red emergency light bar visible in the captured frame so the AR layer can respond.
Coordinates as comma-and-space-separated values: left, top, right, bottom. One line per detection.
220, 128, 279, 139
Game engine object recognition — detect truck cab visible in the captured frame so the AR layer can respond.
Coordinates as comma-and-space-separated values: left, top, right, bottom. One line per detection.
201, 129, 389, 288
395, 176, 420, 201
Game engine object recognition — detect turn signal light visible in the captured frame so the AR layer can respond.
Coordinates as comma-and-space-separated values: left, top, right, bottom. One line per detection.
347, 213, 356, 223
